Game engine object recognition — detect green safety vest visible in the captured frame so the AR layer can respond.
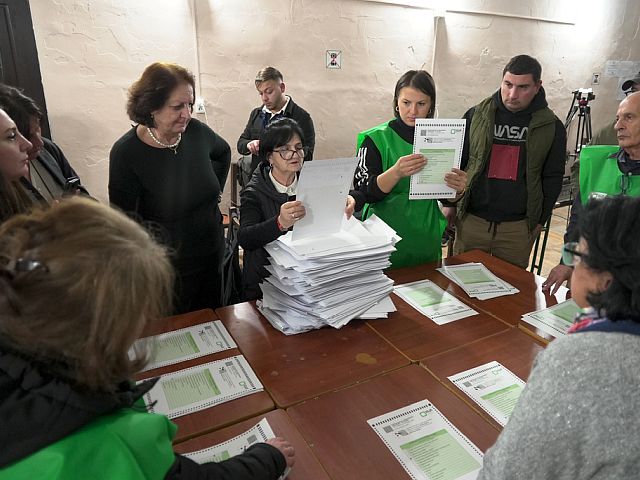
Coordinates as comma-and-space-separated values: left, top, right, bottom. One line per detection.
579, 145, 640, 204
357, 121, 446, 268
1, 404, 177, 479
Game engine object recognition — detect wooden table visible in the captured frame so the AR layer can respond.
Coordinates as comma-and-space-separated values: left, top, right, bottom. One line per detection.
287, 364, 499, 480
174, 409, 330, 479
141, 308, 218, 337
135, 308, 275, 443
388, 250, 568, 328
216, 302, 411, 408
373, 260, 510, 361
422, 328, 545, 429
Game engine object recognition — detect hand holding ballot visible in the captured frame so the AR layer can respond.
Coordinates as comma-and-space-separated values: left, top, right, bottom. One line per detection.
278, 200, 306, 230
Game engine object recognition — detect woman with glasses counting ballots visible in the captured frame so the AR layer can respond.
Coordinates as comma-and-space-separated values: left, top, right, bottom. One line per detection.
239, 118, 358, 301
479, 195, 640, 480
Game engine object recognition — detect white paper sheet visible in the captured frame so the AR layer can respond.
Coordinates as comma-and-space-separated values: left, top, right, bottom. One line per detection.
185, 418, 291, 479
143, 355, 263, 419
409, 119, 466, 200
394, 279, 478, 325
437, 263, 519, 299
521, 299, 581, 339
448, 361, 526, 427
368, 399, 483, 480
134, 321, 237, 372
292, 157, 359, 240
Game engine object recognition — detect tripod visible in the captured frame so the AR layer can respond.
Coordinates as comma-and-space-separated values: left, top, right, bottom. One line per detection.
564, 88, 595, 162
529, 89, 595, 274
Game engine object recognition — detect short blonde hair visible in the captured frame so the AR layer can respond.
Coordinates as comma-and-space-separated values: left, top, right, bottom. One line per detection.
0, 198, 173, 391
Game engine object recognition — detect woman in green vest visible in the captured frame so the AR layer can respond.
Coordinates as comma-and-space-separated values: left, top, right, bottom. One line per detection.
0, 199, 293, 479
353, 70, 467, 268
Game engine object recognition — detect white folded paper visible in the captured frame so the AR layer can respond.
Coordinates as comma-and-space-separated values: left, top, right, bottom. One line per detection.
437, 263, 519, 299
368, 399, 483, 480
133, 321, 236, 372
521, 299, 581, 339
143, 355, 263, 419
394, 279, 478, 325
448, 361, 525, 427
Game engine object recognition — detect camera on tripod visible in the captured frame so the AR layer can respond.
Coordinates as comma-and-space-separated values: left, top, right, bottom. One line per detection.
565, 88, 595, 151
572, 88, 596, 104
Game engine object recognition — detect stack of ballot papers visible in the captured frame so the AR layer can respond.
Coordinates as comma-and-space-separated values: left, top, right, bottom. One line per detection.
437, 262, 519, 299
257, 215, 399, 334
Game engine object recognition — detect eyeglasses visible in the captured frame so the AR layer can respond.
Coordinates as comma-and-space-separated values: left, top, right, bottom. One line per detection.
273, 146, 307, 160
562, 242, 585, 267
620, 173, 631, 195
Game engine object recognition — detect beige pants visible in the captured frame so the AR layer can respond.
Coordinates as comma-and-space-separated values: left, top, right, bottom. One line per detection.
453, 214, 535, 269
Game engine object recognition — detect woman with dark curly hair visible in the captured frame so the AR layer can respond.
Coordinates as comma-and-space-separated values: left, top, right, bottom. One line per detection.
109, 62, 231, 313
478, 195, 640, 479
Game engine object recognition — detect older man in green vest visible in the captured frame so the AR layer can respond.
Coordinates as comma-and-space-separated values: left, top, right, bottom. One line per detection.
443, 55, 566, 268
543, 91, 640, 293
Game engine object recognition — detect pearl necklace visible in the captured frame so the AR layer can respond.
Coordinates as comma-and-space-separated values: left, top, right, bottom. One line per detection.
146, 127, 182, 154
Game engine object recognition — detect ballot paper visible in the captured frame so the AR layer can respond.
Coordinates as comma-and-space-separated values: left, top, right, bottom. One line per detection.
134, 321, 237, 372
143, 355, 263, 419
448, 361, 526, 427
368, 399, 483, 480
409, 119, 466, 200
357, 295, 397, 319
260, 213, 398, 334
437, 263, 519, 299
185, 418, 291, 480
521, 299, 581, 339
292, 157, 358, 240
394, 279, 478, 325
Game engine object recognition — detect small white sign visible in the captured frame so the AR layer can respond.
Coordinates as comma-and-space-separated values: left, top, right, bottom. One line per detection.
326, 50, 342, 69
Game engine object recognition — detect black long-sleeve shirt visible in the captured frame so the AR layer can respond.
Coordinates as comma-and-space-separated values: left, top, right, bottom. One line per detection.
109, 119, 230, 260
353, 118, 414, 205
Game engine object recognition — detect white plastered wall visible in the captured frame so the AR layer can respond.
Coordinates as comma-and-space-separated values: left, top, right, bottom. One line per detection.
29, 0, 640, 204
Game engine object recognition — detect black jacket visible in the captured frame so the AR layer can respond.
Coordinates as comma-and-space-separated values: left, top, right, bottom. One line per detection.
29, 138, 89, 199
237, 96, 315, 173
0, 347, 286, 479
238, 163, 290, 300
450, 88, 566, 224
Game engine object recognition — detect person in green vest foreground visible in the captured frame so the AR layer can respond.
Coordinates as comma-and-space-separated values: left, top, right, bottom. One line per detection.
479, 195, 640, 479
353, 70, 467, 268
543, 91, 640, 294
442, 54, 566, 269
0, 199, 294, 479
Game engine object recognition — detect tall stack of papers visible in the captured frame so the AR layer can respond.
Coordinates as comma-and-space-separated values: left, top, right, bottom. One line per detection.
258, 215, 399, 334
437, 262, 519, 299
